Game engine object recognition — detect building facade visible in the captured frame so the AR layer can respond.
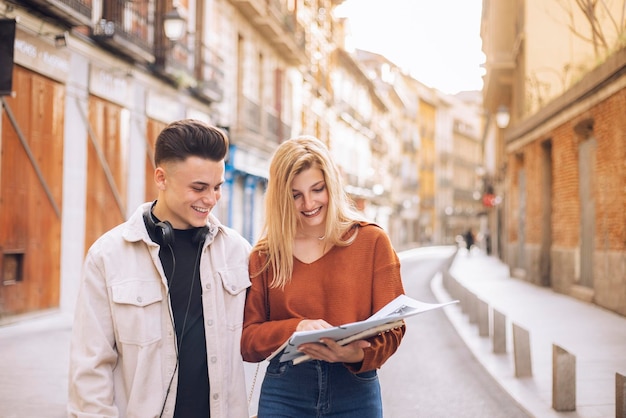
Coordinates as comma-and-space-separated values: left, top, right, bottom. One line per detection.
481, 0, 626, 316
0, 0, 483, 320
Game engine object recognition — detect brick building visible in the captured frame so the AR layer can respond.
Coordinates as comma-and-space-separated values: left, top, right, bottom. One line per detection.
482, 0, 626, 316
505, 53, 626, 315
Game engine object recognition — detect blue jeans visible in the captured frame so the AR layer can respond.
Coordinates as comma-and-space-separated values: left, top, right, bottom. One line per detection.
258, 358, 382, 417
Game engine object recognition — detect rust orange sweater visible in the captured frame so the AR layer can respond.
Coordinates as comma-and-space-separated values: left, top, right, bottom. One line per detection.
241, 223, 406, 373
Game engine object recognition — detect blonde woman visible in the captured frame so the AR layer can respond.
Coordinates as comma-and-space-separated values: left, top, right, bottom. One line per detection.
242, 136, 406, 417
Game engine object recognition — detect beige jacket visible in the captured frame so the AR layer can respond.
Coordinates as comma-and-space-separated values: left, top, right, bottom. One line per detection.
68, 202, 251, 418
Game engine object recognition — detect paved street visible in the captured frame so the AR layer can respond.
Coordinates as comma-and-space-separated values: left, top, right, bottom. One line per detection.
378, 246, 530, 417
0, 312, 71, 418
2, 245, 624, 417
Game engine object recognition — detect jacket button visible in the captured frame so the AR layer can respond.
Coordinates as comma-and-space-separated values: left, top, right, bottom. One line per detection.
136, 296, 142, 303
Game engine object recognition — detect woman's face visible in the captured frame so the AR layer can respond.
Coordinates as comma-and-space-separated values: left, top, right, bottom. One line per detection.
290, 167, 329, 232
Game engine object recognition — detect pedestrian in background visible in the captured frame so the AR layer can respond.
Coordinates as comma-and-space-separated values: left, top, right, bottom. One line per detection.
464, 228, 475, 253
68, 120, 251, 418
241, 136, 406, 417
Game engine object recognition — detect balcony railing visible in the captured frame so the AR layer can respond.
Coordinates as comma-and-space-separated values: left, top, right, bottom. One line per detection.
266, 112, 280, 143
92, 0, 155, 64
155, 32, 225, 103
242, 98, 262, 134
265, 111, 290, 143
231, 0, 307, 65
16, 0, 92, 26
190, 42, 225, 103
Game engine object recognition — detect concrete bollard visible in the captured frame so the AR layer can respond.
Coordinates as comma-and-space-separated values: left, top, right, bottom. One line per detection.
617, 372, 626, 418
492, 308, 506, 354
552, 344, 576, 411
477, 298, 489, 337
468, 292, 478, 324
451, 278, 461, 302
441, 269, 451, 294
512, 323, 532, 377
443, 270, 457, 300
460, 287, 469, 315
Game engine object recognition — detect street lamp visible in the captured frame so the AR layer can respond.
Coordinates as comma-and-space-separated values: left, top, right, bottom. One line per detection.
495, 105, 510, 129
163, 7, 186, 41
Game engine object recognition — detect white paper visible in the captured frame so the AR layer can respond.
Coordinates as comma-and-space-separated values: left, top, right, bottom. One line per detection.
275, 294, 458, 363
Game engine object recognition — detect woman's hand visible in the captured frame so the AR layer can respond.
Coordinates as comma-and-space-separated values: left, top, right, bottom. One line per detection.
297, 338, 371, 364
296, 318, 333, 331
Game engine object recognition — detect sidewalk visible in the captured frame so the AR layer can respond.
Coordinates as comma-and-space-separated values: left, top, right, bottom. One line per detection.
432, 248, 626, 418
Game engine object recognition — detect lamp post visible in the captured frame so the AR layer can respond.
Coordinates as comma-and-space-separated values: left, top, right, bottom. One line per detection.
163, 7, 186, 41
495, 105, 510, 129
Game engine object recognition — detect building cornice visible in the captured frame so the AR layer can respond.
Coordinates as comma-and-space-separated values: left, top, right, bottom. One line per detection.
505, 47, 626, 152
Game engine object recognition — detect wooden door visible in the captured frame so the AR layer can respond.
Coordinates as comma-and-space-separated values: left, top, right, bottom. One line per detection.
144, 119, 166, 203
83, 96, 127, 251
0, 66, 64, 316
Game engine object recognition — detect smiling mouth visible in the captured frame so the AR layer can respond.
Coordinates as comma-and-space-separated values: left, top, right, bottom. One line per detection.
193, 206, 209, 214
303, 207, 321, 217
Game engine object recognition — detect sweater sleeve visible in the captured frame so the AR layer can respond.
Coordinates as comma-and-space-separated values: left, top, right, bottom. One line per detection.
241, 252, 301, 362
346, 225, 406, 373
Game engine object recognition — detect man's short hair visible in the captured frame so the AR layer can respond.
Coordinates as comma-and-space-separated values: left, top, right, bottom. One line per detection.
154, 119, 229, 166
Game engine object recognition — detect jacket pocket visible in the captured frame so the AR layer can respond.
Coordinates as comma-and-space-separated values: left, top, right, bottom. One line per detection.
111, 280, 163, 345
217, 266, 251, 330
218, 266, 251, 296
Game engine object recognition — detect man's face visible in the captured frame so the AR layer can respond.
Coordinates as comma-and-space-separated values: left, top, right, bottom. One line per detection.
154, 156, 225, 229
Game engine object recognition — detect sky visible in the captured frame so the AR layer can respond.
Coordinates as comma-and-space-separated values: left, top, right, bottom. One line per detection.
335, 0, 485, 95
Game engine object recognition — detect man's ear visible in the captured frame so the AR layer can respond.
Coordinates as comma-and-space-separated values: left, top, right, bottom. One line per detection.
154, 166, 167, 190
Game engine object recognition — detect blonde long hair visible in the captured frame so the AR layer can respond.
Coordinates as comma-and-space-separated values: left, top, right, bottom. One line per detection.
252, 136, 367, 288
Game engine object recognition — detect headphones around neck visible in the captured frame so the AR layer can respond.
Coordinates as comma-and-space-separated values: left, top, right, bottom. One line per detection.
143, 204, 210, 247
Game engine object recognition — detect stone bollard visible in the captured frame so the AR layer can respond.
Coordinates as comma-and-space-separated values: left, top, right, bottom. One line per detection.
451, 277, 461, 302
617, 372, 626, 418
552, 344, 576, 411
442, 269, 451, 294
477, 298, 489, 337
460, 287, 469, 315
468, 292, 478, 324
512, 323, 532, 377
443, 270, 457, 300
492, 309, 506, 354
449, 275, 460, 301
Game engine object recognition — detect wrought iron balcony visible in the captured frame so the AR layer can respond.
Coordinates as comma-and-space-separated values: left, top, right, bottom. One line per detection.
13, 0, 92, 27
230, 0, 307, 65
153, 32, 225, 104
91, 0, 155, 65
189, 43, 225, 103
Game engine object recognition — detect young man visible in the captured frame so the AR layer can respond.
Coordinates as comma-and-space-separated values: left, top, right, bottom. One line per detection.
68, 119, 251, 418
